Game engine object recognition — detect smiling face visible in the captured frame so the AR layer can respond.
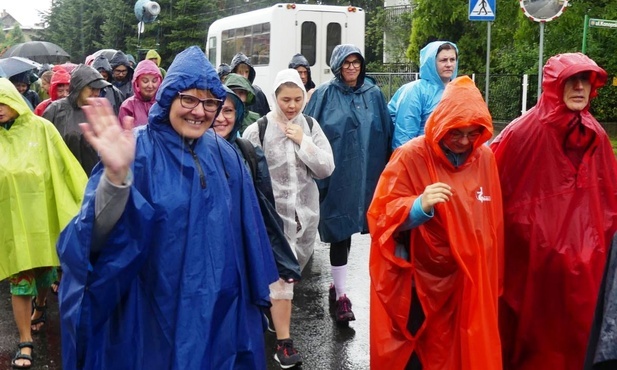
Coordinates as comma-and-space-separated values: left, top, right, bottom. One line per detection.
169, 89, 219, 139
275, 84, 304, 120
340, 54, 362, 87
14, 82, 28, 94
442, 124, 483, 154
56, 84, 70, 99
562, 72, 592, 112
138, 73, 160, 101
213, 97, 236, 139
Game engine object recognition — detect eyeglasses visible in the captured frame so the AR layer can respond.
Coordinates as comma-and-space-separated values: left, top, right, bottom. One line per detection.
449, 129, 483, 142
342, 59, 361, 69
220, 107, 236, 119
113, 68, 128, 75
178, 93, 223, 113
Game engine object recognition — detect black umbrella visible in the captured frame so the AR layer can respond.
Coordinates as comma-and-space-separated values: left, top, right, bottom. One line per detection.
2, 41, 70, 64
0, 57, 41, 78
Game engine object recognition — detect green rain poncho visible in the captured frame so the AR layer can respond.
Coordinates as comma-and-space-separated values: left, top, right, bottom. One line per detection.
0, 78, 88, 280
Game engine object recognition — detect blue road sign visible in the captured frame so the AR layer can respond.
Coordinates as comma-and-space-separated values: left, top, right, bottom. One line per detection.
469, 0, 496, 21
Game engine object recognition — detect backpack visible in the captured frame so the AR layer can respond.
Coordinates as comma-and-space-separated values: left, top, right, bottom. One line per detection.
257, 114, 314, 146
235, 137, 259, 181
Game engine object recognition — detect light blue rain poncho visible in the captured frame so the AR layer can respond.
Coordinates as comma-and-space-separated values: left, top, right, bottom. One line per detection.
304, 44, 392, 244
388, 41, 458, 149
57, 46, 278, 370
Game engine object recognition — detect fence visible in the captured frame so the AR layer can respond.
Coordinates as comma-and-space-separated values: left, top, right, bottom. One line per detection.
367, 72, 617, 131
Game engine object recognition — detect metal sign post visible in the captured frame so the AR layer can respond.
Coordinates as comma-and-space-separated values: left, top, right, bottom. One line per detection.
469, 0, 496, 105
519, 0, 569, 102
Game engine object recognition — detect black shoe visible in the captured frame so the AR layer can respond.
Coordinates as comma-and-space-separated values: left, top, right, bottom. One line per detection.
274, 338, 302, 369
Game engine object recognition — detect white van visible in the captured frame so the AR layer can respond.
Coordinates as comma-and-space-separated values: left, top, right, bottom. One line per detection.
206, 3, 365, 104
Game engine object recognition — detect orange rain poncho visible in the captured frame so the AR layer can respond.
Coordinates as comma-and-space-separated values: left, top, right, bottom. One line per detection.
368, 76, 503, 370
490, 53, 617, 370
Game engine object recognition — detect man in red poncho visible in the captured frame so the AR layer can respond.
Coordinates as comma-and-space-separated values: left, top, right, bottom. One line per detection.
490, 53, 617, 370
368, 76, 504, 370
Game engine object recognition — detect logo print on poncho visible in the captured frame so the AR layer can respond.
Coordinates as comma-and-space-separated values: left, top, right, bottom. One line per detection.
476, 187, 491, 203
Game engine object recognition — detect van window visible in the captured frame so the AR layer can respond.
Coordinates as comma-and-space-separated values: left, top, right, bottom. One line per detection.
301, 21, 317, 66
208, 37, 217, 64
220, 22, 271, 66
326, 23, 341, 67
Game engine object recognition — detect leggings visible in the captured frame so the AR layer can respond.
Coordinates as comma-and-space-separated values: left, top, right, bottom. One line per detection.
329, 237, 351, 266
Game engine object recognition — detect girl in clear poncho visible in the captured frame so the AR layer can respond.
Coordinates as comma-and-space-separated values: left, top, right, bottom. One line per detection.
243, 69, 335, 368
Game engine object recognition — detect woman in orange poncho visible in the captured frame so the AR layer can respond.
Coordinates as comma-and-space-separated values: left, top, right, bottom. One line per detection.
368, 76, 503, 370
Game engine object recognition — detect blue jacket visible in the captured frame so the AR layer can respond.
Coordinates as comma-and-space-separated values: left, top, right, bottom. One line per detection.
389, 41, 458, 149
57, 46, 278, 370
304, 44, 392, 243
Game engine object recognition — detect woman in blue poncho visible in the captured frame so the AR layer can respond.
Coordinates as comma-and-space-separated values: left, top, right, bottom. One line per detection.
57, 46, 278, 370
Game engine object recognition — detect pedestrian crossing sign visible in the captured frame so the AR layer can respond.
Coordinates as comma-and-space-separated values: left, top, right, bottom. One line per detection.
469, 0, 496, 21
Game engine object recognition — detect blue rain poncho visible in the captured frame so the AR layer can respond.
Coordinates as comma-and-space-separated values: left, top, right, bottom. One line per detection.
57, 46, 278, 370
389, 41, 458, 149
304, 44, 392, 243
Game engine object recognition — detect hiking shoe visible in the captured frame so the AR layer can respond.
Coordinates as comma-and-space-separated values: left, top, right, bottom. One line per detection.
274, 339, 303, 369
335, 295, 356, 323
263, 308, 276, 333
328, 284, 336, 303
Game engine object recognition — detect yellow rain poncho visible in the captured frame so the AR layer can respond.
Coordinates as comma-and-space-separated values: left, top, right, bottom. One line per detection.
0, 78, 87, 280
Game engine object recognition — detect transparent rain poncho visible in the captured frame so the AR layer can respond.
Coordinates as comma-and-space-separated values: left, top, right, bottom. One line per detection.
243, 69, 334, 271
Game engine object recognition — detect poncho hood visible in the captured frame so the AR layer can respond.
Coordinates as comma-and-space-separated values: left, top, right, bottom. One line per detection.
68, 64, 109, 107
271, 69, 307, 123
145, 49, 162, 66
230, 52, 256, 83
288, 53, 315, 91
149, 46, 226, 130
92, 55, 112, 80
224, 73, 256, 105
50, 69, 71, 101
330, 44, 365, 88
221, 85, 245, 143
132, 59, 162, 102
424, 76, 492, 163
536, 52, 607, 126
0, 77, 30, 116
419, 41, 458, 85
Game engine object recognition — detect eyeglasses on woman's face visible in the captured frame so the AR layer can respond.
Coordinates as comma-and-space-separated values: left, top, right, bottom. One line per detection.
342, 59, 361, 69
177, 93, 223, 113
448, 128, 483, 142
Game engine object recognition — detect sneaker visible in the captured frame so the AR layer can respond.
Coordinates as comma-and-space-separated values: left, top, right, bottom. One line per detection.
262, 308, 276, 333
335, 295, 356, 323
328, 284, 336, 303
274, 339, 303, 369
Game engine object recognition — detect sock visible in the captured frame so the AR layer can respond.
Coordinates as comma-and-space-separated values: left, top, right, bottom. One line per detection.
331, 264, 348, 300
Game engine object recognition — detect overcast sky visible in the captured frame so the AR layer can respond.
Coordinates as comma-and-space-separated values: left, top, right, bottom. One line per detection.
2, 0, 51, 27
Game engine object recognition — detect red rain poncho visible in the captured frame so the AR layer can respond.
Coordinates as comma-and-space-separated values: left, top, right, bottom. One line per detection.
490, 53, 617, 370
368, 76, 503, 370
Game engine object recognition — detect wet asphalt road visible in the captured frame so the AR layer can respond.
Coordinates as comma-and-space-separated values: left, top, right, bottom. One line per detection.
0, 233, 371, 370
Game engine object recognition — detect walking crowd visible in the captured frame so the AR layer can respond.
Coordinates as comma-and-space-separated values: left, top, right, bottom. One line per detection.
1, 39, 616, 370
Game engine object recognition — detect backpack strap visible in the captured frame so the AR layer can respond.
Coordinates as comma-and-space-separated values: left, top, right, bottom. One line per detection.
302, 114, 314, 132
235, 138, 258, 181
257, 116, 268, 146
258, 114, 313, 147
